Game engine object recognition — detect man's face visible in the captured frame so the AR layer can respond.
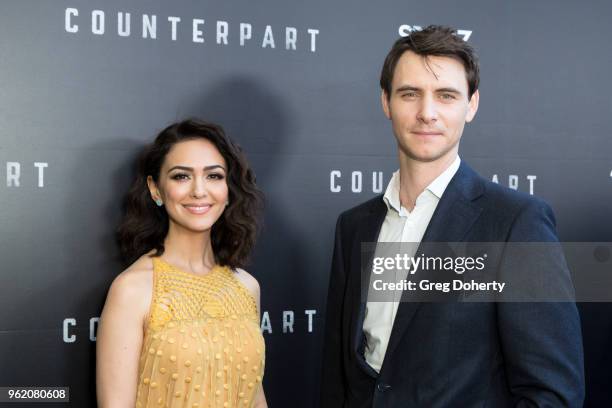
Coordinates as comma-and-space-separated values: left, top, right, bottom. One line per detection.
382, 50, 479, 164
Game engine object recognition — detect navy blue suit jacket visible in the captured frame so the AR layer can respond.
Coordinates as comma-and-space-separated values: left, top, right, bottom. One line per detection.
320, 161, 584, 408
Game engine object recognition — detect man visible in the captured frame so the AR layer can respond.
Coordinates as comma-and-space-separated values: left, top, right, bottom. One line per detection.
320, 26, 584, 407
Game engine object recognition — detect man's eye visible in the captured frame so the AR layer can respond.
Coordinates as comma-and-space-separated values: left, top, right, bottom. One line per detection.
402, 92, 417, 98
440, 93, 456, 100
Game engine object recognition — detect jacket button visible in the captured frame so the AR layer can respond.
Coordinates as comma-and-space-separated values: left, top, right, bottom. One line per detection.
377, 383, 391, 392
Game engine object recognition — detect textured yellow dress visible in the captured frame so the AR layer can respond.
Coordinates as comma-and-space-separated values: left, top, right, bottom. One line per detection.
135, 257, 265, 408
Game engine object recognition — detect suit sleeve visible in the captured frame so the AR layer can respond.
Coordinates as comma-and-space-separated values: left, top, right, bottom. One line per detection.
320, 214, 348, 407
497, 200, 585, 407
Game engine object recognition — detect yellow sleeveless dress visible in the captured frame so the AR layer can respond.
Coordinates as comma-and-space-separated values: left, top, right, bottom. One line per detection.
135, 257, 265, 408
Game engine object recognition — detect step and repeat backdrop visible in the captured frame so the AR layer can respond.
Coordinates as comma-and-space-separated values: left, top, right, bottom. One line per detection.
1, 1, 611, 406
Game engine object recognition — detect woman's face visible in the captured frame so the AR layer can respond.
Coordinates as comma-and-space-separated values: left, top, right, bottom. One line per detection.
148, 138, 229, 234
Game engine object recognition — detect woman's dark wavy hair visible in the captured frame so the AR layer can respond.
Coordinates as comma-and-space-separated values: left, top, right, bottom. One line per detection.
117, 119, 263, 269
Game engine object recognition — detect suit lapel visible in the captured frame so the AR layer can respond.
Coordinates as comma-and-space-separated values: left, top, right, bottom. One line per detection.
350, 198, 387, 376
379, 162, 485, 373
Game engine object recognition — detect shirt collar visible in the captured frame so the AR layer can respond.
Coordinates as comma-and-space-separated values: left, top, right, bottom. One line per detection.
427, 156, 461, 199
383, 156, 461, 212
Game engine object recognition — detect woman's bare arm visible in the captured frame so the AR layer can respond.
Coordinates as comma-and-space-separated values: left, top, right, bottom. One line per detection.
236, 269, 268, 408
96, 269, 151, 408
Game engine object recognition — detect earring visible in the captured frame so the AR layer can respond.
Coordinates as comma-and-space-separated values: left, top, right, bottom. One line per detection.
225, 201, 229, 207
155, 199, 163, 207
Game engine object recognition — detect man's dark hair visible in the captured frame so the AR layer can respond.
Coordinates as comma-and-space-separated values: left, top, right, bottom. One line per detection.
380, 25, 479, 100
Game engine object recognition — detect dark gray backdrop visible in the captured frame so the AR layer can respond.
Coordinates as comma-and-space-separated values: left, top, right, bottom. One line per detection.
1, 1, 611, 406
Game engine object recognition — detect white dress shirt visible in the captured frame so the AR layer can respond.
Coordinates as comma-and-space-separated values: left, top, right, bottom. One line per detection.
362, 156, 461, 372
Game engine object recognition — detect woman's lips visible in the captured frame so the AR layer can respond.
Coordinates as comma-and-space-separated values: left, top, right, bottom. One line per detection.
183, 204, 212, 215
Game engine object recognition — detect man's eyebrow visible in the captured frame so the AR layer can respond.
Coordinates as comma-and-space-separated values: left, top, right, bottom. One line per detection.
436, 87, 462, 94
395, 85, 461, 95
394, 85, 463, 95
395, 85, 421, 93
167, 164, 226, 173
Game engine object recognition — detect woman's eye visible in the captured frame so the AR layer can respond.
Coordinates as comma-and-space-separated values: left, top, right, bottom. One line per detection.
208, 173, 225, 180
171, 173, 189, 181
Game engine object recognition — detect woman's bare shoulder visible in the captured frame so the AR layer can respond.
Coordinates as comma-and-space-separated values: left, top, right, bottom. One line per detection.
233, 268, 261, 301
107, 253, 156, 308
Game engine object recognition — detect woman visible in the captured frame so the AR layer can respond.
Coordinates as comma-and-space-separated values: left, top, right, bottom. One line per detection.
96, 119, 267, 407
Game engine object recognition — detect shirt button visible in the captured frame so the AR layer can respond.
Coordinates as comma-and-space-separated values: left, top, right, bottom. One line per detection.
377, 383, 391, 392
